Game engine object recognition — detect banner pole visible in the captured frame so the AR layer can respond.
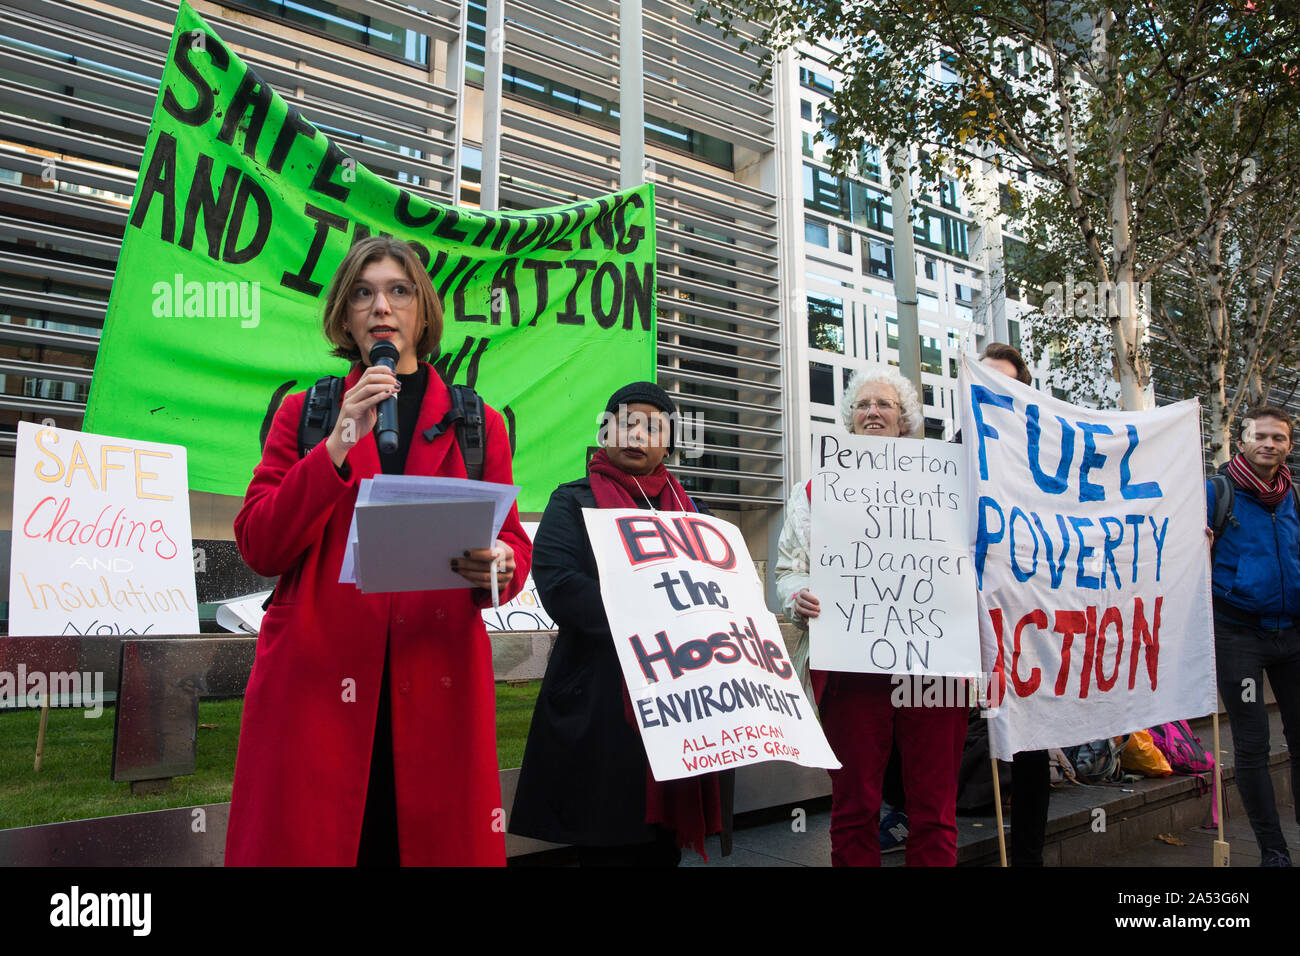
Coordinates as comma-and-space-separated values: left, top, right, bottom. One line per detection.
34, 693, 50, 772
991, 757, 1007, 867
1212, 710, 1229, 867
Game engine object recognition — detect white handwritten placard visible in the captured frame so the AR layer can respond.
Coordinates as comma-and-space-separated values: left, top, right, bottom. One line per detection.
9, 421, 199, 636
808, 424, 980, 676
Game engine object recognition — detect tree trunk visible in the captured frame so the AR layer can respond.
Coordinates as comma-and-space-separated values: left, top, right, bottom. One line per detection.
1108, 141, 1149, 410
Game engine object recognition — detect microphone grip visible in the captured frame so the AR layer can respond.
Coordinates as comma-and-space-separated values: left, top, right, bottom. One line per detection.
374, 356, 399, 456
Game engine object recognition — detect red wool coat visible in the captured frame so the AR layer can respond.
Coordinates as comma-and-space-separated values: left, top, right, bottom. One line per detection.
224, 363, 532, 866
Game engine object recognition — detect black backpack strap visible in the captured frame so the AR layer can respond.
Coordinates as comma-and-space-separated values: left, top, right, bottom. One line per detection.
298, 376, 344, 459
452, 384, 486, 481
422, 384, 487, 481
1210, 474, 1235, 543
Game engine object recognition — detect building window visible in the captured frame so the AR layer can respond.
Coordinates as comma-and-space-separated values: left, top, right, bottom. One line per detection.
809, 361, 835, 405
799, 67, 835, 94
804, 165, 847, 219
808, 293, 845, 354
918, 291, 941, 313
920, 335, 942, 375
860, 145, 882, 183
805, 219, 830, 247
800, 99, 813, 121
865, 239, 894, 280
938, 53, 960, 85
837, 228, 852, 255
939, 177, 960, 211
924, 257, 936, 280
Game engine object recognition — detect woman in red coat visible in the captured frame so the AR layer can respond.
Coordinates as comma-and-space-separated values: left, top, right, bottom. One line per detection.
225, 237, 532, 866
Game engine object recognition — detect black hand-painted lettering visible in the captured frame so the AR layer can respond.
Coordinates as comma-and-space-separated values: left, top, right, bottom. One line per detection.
222, 175, 272, 264
279, 203, 347, 292
161, 31, 229, 126
130, 132, 179, 242
179, 153, 241, 259
216, 68, 272, 160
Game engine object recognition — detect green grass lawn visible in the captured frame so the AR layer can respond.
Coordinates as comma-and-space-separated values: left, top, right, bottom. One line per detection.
0, 680, 541, 831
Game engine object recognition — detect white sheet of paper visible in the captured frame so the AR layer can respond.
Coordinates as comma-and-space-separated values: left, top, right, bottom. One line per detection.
363, 475, 519, 540
338, 476, 519, 591
338, 478, 372, 586
215, 591, 273, 634
354, 498, 495, 593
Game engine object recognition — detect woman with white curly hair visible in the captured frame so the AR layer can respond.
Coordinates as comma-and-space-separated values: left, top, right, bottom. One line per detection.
775, 362, 967, 867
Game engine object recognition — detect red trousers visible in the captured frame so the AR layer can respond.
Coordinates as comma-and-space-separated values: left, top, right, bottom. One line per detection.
816, 671, 967, 867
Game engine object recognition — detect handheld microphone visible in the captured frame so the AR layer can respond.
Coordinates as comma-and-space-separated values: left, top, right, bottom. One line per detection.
369, 341, 400, 455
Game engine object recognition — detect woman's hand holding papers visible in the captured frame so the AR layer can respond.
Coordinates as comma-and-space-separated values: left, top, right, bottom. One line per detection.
451, 539, 516, 591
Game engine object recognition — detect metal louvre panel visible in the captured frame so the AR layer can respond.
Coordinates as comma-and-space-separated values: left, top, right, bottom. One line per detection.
0, 286, 107, 326
0, 148, 135, 202
0, 322, 100, 353
499, 135, 618, 198
642, 0, 769, 75
0, 357, 92, 384
0, 183, 127, 232
652, 179, 776, 232
656, 269, 777, 314
0, 393, 85, 418
658, 248, 779, 295
0, 110, 143, 169
504, 4, 618, 79
0, 215, 124, 263
0, 77, 151, 140
657, 317, 778, 353
0, 250, 114, 290
499, 39, 618, 106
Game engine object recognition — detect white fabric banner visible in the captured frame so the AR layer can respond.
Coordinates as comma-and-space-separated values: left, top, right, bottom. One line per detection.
583, 507, 840, 780
9, 421, 199, 637
958, 356, 1216, 759
808, 425, 980, 676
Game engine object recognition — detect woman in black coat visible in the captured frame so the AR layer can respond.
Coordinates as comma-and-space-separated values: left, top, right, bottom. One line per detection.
509, 382, 721, 865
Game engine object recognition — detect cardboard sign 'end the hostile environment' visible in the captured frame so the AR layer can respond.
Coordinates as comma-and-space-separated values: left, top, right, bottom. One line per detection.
85, 1, 656, 511
584, 507, 840, 782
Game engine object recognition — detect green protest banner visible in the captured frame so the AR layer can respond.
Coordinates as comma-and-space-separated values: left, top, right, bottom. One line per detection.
84, 1, 656, 511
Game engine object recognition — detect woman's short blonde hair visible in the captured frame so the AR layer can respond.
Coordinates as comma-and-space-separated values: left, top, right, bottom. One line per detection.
841, 364, 923, 437
321, 237, 443, 363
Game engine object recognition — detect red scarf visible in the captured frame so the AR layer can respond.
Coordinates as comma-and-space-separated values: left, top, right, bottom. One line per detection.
1227, 452, 1295, 507
587, 449, 722, 859
588, 449, 695, 512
